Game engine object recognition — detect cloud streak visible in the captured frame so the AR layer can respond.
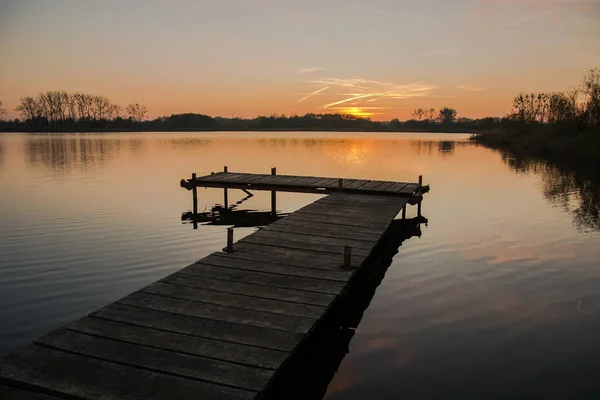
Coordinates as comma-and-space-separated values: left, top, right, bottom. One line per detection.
297, 86, 329, 103
294, 67, 326, 74
457, 84, 484, 91
298, 78, 437, 112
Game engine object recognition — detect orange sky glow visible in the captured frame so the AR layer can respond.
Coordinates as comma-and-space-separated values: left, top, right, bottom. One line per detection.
0, 0, 599, 121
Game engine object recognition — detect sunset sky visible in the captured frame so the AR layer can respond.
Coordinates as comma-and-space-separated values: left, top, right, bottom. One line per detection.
1, 0, 599, 120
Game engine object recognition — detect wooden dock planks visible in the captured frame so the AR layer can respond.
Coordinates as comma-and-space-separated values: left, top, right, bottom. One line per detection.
186, 171, 421, 196
0, 192, 413, 400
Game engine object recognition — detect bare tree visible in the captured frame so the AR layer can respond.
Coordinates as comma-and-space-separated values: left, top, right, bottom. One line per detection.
0, 101, 7, 121
411, 108, 424, 121
426, 108, 436, 122
126, 103, 148, 123
110, 104, 123, 119
581, 68, 600, 126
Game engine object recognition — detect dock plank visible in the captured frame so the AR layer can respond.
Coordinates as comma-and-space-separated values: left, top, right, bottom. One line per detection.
0, 384, 61, 399
66, 316, 287, 369
93, 303, 303, 351
268, 217, 385, 237
398, 183, 420, 195
36, 329, 273, 392
246, 229, 376, 252
162, 273, 335, 306
119, 292, 315, 334
186, 260, 349, 291
0, 345, 255, 399
357, 180, 387, 191
198, 253, 353, 278
211, 245, 362, 271
311, 178, 339, 188
141, 282, 325, 318
262, 220, 382, 242
282, 211, 392, 229
240, 232, 372, 257
342, 179, 370, 190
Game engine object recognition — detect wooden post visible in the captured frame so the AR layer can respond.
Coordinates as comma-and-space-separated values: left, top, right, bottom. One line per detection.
192, 173, 198, 216
417, 175, 423, 217
338, 178, 343, 192
223, 227, 234, 253
402, 206, 406, 220
343, 245, 352, 268
223, 166, 229, 209
271, 167, 277, 216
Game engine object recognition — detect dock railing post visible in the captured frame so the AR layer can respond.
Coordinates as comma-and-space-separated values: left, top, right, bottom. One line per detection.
417, 175, 423, 217
338, 178, 343, 192
192, 173, 198, 215
402, 206, 406, 220
223, 166, 229, 210
343, 245, 352, 268
192, 173, 198, 230
223, 227, 234, 253
271, 167, 277, 216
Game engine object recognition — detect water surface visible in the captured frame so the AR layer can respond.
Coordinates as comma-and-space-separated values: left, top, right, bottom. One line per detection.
1, 132, 599, 398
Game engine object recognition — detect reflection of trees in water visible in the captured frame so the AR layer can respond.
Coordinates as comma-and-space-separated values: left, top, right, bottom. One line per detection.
0, 140, 4, 168
499, 151, 600, 232
438, 141, 455, 155
166, 138, 212, 148
26, 134, 143, 176
411, 140, 465, 156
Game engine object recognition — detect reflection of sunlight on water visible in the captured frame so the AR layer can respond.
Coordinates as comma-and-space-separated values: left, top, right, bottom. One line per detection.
323, 140, 373, 167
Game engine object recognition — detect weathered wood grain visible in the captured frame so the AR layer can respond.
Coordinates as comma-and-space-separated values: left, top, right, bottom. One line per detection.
184, 261, 348, 292
197, 253, 352, 278
66, 316, 287, 369
162, 273, 335, 306
245, 229, 375, 252
141, 281, 325, 318
92, 303, 302, 351
0, 384, 61, 399
0, 345, 255, 399
36, 329, 273, 392
262, 220, 382, 242
213, 244, 364, 271
118, 292, 315, 333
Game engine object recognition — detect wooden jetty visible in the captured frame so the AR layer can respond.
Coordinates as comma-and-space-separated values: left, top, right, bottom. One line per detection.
0, 169, 429, 400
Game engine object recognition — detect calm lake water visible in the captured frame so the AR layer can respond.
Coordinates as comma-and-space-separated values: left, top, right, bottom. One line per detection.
1, 132, 599, 398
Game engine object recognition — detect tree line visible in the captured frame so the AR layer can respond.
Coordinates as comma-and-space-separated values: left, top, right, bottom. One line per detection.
507, 69, 600, 131
7, 91, 148, 130
1, 69, 596, 133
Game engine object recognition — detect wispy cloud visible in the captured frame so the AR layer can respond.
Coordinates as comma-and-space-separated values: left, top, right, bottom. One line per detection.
293, 67, 326, 74
294, 77, 437, 117
297, 86, 329, 103
302, 78, 437, 110
457, 84, 484, 91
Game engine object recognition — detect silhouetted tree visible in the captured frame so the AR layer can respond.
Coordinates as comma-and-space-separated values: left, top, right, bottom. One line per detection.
126, 103, 148, 123
0, 101, 6, 121
411, 108, 424, 121
439, 107, 457, 124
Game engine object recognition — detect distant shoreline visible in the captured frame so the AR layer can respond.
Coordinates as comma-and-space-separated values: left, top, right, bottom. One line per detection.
0, 127, 486, 134
470, 127, 600, 169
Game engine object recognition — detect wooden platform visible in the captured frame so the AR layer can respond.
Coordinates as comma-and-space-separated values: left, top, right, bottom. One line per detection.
181, 170, 425, 197
0, 186, 425, 399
